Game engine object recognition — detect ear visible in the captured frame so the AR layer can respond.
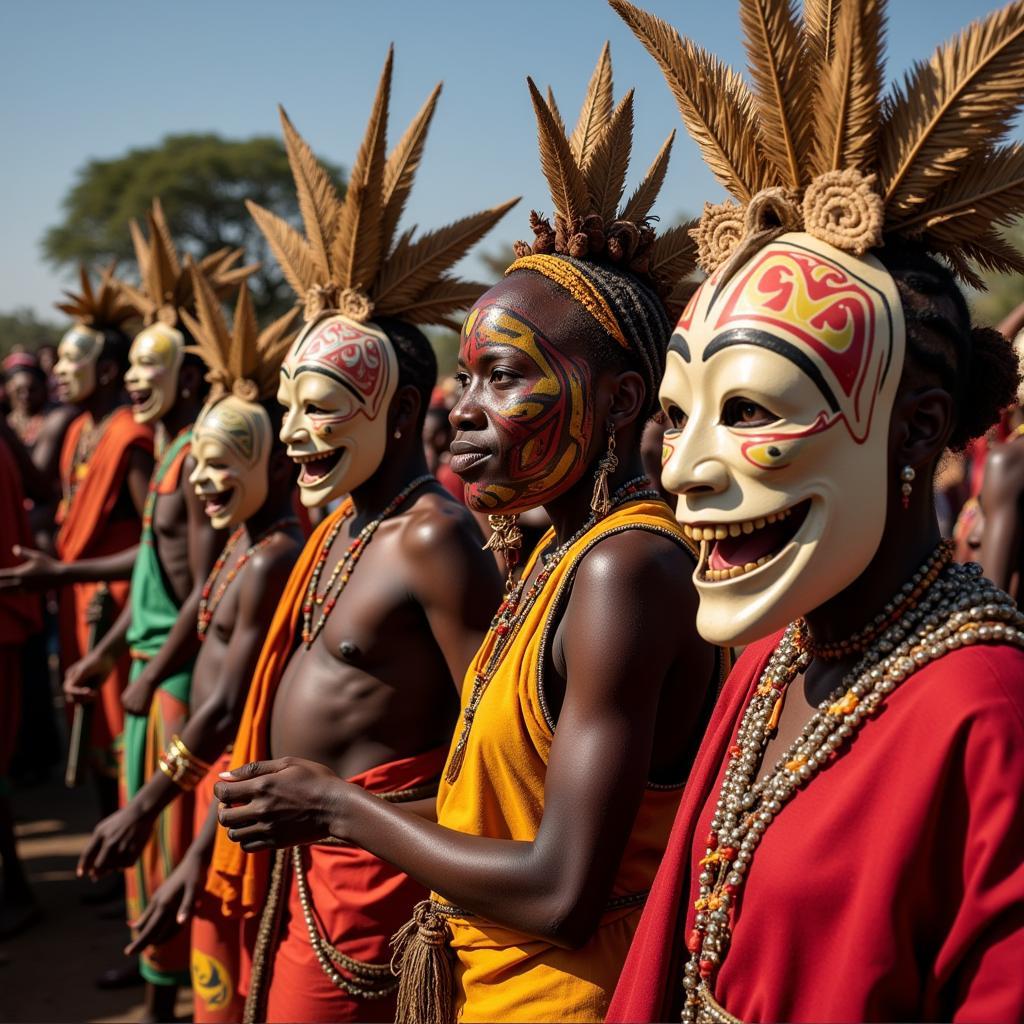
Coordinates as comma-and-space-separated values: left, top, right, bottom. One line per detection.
267, 446, 295, 487
389, 383, 423, 441
606, 369, 647, 432
890, 385, 955, 473
179, 361, 205, 394
96, 356, 120, 388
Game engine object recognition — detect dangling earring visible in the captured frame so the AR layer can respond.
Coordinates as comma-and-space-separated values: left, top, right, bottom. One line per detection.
182, 387, 192, 399
393, 429, 402, 440
900, 465, 916, 509
590, 423, 619, 518
482, 514, 523, 592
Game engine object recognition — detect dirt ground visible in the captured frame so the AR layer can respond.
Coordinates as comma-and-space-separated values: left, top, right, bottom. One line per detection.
1, 774, 193, 1023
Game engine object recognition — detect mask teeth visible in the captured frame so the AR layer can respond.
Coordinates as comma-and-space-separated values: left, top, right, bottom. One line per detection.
680, 505, 793, 543
293, 449, 337, 465
702, 552, 775, 582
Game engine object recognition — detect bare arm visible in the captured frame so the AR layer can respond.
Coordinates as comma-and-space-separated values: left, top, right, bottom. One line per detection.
977, 445, 1024, 593
217, 532, 684, 947
31, 405, 77, 480
125, 446, 154, 517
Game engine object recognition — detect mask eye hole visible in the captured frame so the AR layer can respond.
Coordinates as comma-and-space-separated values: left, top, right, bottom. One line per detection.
663, 403, 688, 430
722, 397, 778, 429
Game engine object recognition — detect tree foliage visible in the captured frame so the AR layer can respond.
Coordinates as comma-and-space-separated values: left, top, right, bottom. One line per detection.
42, 133, 345, 319
971, 219, 1024, 327
0, 308, 63, 357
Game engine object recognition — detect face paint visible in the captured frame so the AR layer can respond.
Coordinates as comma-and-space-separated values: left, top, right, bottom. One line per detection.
189, 396, 272, 529
660, 232, 905, 646
452, 301, 595, 514
277, 313, 397, 508
54, 325, 103, 403
125, 323, 185, 425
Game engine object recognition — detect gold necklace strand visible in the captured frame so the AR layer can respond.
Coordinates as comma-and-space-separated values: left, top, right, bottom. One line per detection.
445, 476, 659, 783
301, 475, 433, 648
681, 560, 1024, 1023
811, 539, 954, 661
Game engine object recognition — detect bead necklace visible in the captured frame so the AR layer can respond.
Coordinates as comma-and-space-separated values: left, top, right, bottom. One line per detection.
197, 516, 300, 641
811, 539, 953, 661
300, 474, 433, 648
682, 558, 1024, 1023
445, 476, 659, 783
67, 407, 120, 503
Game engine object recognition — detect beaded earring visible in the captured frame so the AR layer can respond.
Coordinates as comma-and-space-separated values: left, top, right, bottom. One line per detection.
900, 465, 916, 509
590, 423, 619, 518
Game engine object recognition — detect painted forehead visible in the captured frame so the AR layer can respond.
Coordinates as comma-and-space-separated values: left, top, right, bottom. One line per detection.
462, 301, 565, 374
134, 323, 184, 360
672, 239, 898, 440
284, 316, 394, 418
61, 325, 103, 359
196, 397, 265, 464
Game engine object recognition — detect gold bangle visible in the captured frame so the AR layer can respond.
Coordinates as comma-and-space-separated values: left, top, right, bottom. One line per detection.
157, 735, 212, 791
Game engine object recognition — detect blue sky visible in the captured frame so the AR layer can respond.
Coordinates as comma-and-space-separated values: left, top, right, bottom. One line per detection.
2, 0, 1020, 319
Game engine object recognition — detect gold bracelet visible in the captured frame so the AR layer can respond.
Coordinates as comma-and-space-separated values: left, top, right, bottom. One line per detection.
157, 734, 212, 791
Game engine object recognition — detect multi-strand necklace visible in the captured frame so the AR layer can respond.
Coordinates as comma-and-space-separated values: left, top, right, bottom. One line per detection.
66, 407, 119, 503
300, 475, 433, 649
444, 475, 659, 783
197, 517, 299, 641
682, 548, 1024, 1024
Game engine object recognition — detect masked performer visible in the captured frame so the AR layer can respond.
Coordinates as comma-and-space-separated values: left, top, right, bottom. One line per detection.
62, 203, 255, 1020
604, 2, 1024, 1021
75, 268, 304, 1022
214, 46, 721, 1024
203, 49, 511, 1023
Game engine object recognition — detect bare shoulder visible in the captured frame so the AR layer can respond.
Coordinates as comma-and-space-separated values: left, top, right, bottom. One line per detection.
46, 404, 79, 433
571, 526, 696, 602
397, 489, 484, 559
248, 532, 303, 580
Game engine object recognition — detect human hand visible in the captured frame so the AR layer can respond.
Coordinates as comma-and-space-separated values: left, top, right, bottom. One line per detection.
77, 804, 156, 881
0, 545, 63, 591
121, 670, 157, 716
124, 849, 205, 956
64, 649, 115, 704
214, 757, 346, 852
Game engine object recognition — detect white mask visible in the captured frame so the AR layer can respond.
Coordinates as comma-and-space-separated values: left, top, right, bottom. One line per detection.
189, 395, 272, 529
277, 313, 398, 508
54, 325, 103, 403
660, 232, 905, 646
125, 323, 185, 425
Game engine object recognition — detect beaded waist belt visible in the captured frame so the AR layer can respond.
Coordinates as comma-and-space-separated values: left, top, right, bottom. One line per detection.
243, 778, 440, 1023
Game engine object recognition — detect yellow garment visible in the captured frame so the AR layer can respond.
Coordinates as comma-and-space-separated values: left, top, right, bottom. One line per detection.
433, 499, 688, 1023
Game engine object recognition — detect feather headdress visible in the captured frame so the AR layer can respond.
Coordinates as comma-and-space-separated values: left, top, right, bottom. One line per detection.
55, 263, 138, 332
119, 198, 260, 326
612, 0, 1024, 288
247, 46, 519, 330
513, 43, 697, 312
181, 261, 299, 403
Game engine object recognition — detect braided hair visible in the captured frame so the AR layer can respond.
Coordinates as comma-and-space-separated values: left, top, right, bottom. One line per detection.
507, 254, 672, 421
876, 240, 1020, 450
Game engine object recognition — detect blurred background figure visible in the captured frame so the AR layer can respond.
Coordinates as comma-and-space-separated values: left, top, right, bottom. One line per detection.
423, 383, 464, 502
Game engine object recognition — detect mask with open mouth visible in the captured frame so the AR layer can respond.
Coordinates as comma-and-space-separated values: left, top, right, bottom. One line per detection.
53, 325, 102, 403
189, 396, 272, 529
277, 313, 398, 508
661, 232, 905, 646
125, 323, 185, 425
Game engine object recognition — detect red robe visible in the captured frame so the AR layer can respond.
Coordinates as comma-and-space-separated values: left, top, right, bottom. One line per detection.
609, 634, 1024, 1024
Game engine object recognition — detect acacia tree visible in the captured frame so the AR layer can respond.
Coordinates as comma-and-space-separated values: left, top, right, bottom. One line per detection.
42, 133, 345, 319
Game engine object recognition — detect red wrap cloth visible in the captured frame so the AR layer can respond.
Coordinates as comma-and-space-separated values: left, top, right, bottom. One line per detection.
0, 436, 42, 777
608, 634, 1024, 1023
55, 408, 153, 755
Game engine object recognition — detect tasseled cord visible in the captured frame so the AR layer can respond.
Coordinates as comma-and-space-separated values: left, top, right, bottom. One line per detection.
391, 900, 456, 1024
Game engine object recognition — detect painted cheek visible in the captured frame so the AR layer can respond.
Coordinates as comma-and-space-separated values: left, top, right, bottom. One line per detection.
734, 410, 840, 471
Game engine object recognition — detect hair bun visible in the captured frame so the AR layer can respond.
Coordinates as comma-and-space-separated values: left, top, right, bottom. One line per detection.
949, 326, 1021, 449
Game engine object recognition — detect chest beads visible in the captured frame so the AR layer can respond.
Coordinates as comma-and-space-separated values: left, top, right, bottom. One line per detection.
444, 476, 659, 784
300, 475, 433, 649
683, 542, 1024, 1024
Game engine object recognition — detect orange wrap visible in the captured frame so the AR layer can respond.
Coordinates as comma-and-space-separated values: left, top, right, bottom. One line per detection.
207, 501, 352, 917
55, 409, 153, 756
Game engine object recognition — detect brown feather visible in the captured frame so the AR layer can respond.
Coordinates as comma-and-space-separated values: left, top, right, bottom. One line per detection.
374, 198, 519, 313
811, 0, 885, 175
392, 277, 489, 326
278, 105, 342, 283
880, 1, 1024, 213
585, 90, 635, 222
547, 86, 568, 138
621, 131, 675, 223
893, 142, 1024, 242
150, 199, 181, 279
610, 0, 766, 201
803, 0, 842, 64
230, 283, 260, 382
246, 199, 318, 299
527, 76, 589, 225
129, 219, 150, 282
738, 0, 812, 188
189, 261, 233, 370
117, 282, 154, 320
952, 230, 1024, 280
380, 82, 443, 258
649, 221, 699, 285
331, 47, 392, 291
570, 42, 615, 168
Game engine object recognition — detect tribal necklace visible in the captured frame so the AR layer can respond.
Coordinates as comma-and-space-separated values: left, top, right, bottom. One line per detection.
300, 474, 433, 649
682, 551, 1024, 1024
197, 517, 299, 641
445, 475, 659, 783
67, 407, 119, 503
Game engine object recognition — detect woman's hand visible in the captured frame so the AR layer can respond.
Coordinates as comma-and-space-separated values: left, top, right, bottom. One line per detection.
214, 757, 348, 852
64, 649, 115, 703
78, 804, 157, 880
125, 849, 205, 956
120, 668, 158, 716
0, 545, 64, 591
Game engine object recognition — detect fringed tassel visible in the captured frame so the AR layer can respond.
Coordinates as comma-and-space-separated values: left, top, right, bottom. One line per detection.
391, 901, 456, 1024
590, 426, 618, 518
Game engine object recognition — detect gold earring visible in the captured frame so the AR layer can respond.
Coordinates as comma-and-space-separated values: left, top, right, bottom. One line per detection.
590, 424, 619, 518
900, 465, 915, 509
482, 514, 523, 592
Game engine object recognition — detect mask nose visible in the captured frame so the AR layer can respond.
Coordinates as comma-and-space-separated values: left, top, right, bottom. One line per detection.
661, 417, 731, 500
279, 404, 308, 446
